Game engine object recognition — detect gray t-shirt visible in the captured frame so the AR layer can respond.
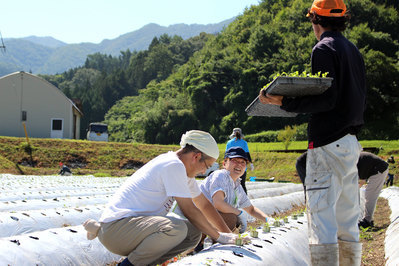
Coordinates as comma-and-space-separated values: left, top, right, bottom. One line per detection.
200, 169, 251, 209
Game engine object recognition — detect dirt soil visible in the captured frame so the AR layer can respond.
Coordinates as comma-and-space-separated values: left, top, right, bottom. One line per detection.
276, 199, 391, 266
266, 199, 391, 266
360, 197, 391, 266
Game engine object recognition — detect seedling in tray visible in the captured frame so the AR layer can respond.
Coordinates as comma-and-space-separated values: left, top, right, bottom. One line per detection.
250, 226, 259, 238
262, 222, 270, 233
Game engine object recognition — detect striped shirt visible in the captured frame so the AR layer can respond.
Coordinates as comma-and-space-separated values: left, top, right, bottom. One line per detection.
200, 169, 251, 209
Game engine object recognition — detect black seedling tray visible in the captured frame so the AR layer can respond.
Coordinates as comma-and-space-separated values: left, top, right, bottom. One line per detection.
245, 76, 333, 117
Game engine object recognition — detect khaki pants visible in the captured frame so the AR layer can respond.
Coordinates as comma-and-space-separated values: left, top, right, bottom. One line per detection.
98, 215, 201, 266
306, 134, 362, 244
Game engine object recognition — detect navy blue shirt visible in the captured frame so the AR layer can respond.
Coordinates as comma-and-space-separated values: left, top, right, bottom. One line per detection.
281, 31, 366, 148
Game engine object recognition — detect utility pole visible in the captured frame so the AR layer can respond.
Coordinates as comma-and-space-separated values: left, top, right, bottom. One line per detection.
0, 31, 6, 53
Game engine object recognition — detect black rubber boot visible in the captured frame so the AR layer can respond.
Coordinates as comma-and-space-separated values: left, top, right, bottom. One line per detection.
118, 258, 134, 266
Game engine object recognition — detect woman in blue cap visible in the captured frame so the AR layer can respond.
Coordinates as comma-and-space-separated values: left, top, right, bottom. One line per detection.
225, 128, 254, 194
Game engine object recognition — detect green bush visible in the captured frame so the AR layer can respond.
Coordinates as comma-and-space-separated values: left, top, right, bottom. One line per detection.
294, 123, 308, 141
277, 126, 297, 150
246, 131, 279, 142
18, 142, 36, 154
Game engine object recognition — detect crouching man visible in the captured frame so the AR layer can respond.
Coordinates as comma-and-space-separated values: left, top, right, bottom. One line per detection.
84, 130, 236, 266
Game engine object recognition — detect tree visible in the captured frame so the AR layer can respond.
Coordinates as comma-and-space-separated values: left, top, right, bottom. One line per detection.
277, 126, 297, 150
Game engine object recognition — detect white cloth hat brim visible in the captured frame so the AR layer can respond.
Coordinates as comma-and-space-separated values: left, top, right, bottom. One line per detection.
180, 130, 219, 159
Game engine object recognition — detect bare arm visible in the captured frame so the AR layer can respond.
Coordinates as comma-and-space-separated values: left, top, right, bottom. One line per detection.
192, 193, 231, 233
175, 197, 220, 240
212, 191, 241, 215
259, 90, 283, 106
243, 205, 268, 222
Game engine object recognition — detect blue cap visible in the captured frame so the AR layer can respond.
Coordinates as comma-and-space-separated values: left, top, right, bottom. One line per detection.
224, 147, 249, 161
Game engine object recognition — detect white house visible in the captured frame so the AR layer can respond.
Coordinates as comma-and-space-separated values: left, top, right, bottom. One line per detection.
0, 71, 82, 139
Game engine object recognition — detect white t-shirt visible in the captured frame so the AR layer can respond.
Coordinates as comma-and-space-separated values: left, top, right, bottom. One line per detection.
100, 151, 201, 223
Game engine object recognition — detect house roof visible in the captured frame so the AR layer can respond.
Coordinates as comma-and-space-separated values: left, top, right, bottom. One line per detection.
0, 71, 83, 116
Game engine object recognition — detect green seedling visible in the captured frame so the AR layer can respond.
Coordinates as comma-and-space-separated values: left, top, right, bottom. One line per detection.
235, 234, 243, 246
261, 71, 330, 90
359, 225, 373, 241
263, 222, 270, 233
273, 217, 281, 227
250, 226, 259, 238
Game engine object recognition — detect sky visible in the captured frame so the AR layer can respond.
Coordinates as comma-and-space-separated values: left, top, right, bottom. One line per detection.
1, 0, 260, 44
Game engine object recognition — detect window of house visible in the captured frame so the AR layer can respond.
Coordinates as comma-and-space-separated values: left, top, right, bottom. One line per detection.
52, 119, 63, 130
21, 111, 27, 121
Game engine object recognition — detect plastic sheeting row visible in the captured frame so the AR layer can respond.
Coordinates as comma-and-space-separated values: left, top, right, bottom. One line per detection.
175, 215, 310, 266
0, 174, 306, 265
0, 225, 120, 265
380, 187, 399, 266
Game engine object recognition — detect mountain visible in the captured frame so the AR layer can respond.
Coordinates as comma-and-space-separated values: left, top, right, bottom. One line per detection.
0, 18, 234, 76
22, 36, 67, 48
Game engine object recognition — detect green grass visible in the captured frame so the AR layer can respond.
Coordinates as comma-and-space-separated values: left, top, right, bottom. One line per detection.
0, 136, 398, 185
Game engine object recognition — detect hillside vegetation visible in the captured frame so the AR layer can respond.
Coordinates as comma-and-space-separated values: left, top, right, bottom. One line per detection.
1, 136, 398, 186
38, 0, 398, 144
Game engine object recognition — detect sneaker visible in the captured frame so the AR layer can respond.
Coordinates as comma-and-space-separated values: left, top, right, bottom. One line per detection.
194, 242, 204, 253
358, 218, 374, 228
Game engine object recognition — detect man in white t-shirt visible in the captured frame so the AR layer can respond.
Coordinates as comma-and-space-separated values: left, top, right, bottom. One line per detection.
83, 130, 236, 266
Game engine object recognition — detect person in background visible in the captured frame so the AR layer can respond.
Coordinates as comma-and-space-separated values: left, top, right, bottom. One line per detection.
226, 128, 254, 194
83, 130, 236, 266
58, 162, 72, 176
259, 0, 367, 264
195, 146, 270, 252
296, 151, 389, 229
386, 155, 395, 187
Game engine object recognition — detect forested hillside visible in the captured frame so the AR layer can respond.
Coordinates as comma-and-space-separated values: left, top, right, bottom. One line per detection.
42, 33, 212, 138
45, 0, 398, 144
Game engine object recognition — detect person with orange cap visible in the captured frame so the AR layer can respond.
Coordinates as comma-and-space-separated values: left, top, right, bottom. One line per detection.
83, 130, 237, 266
259, 0, 366, 265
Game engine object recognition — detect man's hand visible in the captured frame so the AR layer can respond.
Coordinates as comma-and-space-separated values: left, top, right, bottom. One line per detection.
216, 232, 237, 244
259, 90, 283, 106
83, 219, 101, 240
237, 210, 247, 233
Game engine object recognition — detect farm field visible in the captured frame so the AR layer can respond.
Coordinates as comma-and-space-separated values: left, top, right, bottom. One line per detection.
0, 174, 305, 265
1, 136, 398, 264
1, 174, 398, 265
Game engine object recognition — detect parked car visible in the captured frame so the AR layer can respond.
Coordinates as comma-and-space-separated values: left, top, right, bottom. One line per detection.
86, 123, 108, 142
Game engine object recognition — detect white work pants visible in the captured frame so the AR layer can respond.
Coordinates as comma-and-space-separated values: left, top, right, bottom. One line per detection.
306, 134, 362, 244
362, 168, 388, 222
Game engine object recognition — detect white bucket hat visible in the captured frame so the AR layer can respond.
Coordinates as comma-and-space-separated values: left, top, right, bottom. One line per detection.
180, 130, 219, 159
229, 128, 244, 139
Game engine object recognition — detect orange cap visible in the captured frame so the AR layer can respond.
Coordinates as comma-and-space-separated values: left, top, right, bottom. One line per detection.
307, 0, 346, 17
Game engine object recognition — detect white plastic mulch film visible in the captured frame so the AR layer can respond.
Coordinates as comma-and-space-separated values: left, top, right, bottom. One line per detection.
381, 187, 399, 266
0, 174, 125, 265
175, 215, 309, 266
1, 173, 398, 265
